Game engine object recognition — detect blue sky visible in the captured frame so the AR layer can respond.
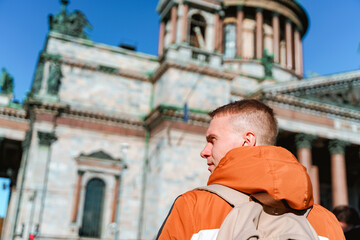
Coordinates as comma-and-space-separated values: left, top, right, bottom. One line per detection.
0, 0, 360, 103
0, 0, 360, 216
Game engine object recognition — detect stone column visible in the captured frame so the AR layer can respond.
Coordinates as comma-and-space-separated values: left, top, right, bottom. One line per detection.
171, 5, 178, 43
299, 33, 304, 76
329, 140, 349, 208
285, 19, 293, 69
218, 11, 224, 53
294, 28, 302, 76
71, 170, 84, 222
158, 21, 165, 56
236, 6, 244, 58
310, 165, 320, 204
295, 133, 316, 174
181, 4, 189, 42
214, 13, 220, 51
272, 12, 280, 63
256, 8, 264, 59
111, 175, 120, 222
295, 133, 320, 204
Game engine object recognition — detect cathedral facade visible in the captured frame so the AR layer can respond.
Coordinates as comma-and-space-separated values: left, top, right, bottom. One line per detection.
1, 0, 359, 239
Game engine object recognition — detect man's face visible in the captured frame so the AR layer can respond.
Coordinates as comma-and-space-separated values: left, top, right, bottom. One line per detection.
200, 115, 245, 173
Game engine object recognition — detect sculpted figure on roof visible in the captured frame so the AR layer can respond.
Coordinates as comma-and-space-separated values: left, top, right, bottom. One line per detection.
1, 68, 14, 95
49, 0, 92, 39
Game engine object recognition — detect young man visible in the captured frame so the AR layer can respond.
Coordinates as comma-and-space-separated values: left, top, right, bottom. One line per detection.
333, 205, 360, 239
156, 100, 344, 240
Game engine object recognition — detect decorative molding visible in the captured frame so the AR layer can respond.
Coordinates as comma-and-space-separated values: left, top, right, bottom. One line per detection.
328, 140, 349, 155
37, 131, 57, 146
0, 106, 27, 119
152, 61, 235, 83
80, 150, 118, 161
145, 104, 210, 132
262, 94, 360, 121
40, 52, 151, 82
294, 133, 316, 149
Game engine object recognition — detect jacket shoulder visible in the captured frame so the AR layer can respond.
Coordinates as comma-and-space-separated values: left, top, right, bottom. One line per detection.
308, 204, 345, 240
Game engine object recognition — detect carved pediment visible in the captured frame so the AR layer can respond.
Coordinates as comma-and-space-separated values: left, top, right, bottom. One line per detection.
79, 150, 117, 161
260, 71, 360, 119
287, 80, 360, 110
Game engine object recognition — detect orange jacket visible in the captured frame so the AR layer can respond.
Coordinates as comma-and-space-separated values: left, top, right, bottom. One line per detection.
156, 146, 345, 240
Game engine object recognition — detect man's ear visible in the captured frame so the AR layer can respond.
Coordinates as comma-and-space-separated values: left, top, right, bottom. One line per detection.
242, 132, 256, 146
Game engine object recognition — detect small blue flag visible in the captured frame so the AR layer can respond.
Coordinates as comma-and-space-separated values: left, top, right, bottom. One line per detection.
183, 103, 189, 122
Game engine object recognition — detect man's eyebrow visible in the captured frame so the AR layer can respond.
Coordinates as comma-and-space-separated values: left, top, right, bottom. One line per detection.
206, 134, 216, 142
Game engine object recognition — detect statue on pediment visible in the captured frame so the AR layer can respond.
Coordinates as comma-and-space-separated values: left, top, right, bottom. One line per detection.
261, 49, 274, 78
49, 0, 92, 39
305, 82, 360, 109
1, 68, 14, 95
31, 62, 44, 94
47, 63, 62, 95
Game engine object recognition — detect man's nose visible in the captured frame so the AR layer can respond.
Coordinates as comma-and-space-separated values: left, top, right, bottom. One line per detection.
200, 143, 211, 158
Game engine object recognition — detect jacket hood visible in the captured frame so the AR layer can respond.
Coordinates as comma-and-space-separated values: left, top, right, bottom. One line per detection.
207, 146, 314, 210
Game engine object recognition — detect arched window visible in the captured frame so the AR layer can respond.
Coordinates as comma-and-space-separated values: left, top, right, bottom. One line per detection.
79, 178, 105, 238
224, 23, 236, 58
189, 14, 206, 49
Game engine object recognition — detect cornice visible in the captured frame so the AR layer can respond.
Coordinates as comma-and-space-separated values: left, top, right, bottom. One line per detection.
48, 32, 158, 61
263, 70, 360, 94
40, 52, 151, 82
65, 108, 144, 129
145, 104, 211, 131
152, 61, 235, 83
262, 93, 360, 121
0, 106, 27, 119
27, 100, 144, 129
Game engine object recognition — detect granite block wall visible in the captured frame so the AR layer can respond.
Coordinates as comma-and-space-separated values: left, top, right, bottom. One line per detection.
142, 127, 209, 239
13, 122, 146, 239
153, 68, 231, 111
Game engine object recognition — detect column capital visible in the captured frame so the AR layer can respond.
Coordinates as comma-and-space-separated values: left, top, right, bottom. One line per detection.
218, 10, 225, 18
294, 27, 301, 33
273, 12, 280, 17
237, 5, 244, 11
328, 140, 349, 155
295, 133, 316, 149
77, 170, 85, 176
256, 7, 264, 13
37, 131, 57, 146
285, 18, 292, 24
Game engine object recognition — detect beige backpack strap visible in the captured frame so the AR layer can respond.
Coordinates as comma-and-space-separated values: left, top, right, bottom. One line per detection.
196, 184, 250, 207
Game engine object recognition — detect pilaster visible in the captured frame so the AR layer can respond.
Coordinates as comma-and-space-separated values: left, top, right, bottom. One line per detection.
294, 28, 302, 76
236, 6, 244, 58
181, 4, 189, 42
170, 5, 178, 43
158, 21, 165, 56
256, 8, 264, 59
285, 19, 293, 69
329, 140, 349, 207
272, 12, 280, 63
71, 170, 84, 222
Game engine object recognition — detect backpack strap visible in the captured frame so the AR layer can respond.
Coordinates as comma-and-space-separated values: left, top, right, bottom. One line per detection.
196, 184, 250, 207
197, 185, 313, 217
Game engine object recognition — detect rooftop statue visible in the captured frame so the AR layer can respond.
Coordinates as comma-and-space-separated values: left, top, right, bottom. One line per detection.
261, 49, 274, 79
1, 68, 14, 95
47, 63, 62, 95
49, 0, 92, 39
